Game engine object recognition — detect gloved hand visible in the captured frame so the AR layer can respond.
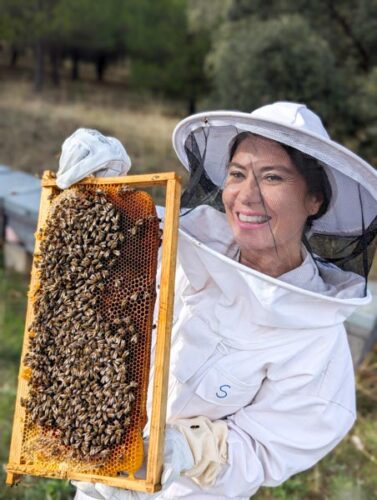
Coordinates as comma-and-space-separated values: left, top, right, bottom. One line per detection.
73, 417, 228, 499
56, 128, 131, 189
73, 426, 194, 499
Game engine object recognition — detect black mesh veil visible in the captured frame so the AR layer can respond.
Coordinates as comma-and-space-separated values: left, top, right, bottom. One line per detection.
179, 125, 377, 285
180, 131, 224, 212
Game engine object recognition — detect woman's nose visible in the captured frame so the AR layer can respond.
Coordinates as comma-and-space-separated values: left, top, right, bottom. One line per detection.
238, 177, 263, 205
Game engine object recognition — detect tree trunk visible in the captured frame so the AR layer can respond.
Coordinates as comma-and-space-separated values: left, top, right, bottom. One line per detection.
187, 96, 196, 115
34, 39, 44, 92
10, 47, 19, 67
50, 49, 60, 86
96, 54, 107, 82
71, 50, 80, 80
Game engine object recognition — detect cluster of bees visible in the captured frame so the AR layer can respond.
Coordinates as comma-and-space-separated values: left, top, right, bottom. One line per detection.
22, 188, 152, 462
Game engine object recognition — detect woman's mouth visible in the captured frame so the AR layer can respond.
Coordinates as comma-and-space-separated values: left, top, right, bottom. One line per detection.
237, 213, 271, 224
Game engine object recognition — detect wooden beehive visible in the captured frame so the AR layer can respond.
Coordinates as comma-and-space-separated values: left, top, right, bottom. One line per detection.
6, 171, 181, 494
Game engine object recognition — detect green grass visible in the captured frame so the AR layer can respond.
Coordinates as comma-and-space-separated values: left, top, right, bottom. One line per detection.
0, 267, 75, 499
0, 266, 376, 499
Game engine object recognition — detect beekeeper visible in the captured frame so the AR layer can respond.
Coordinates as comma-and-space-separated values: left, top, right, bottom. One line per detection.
57, 102, 377, 500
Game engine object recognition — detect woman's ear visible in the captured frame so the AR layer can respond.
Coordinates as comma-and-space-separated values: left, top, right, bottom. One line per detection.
306, 193, 323, 216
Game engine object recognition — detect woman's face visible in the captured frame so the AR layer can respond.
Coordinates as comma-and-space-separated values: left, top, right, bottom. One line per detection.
222, 135, 322, 261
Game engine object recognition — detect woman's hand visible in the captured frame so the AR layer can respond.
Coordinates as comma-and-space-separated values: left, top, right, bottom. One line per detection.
56, 128, 131, 189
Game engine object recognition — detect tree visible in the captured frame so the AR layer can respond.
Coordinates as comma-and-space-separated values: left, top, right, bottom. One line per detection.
0, 0, 128, 88
204, 0, 377, 163
0, 0, 61, 90
124, 0, 210, 113
207, 16, 344, 120
54, 0, 127, 82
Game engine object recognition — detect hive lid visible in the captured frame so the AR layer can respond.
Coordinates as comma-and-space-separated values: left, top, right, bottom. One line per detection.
4, 188, 41, 219
0, 164, 10, 173
0, 171, 40, 200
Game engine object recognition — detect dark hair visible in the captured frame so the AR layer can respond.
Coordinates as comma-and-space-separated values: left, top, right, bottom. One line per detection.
229, 131, 332, 229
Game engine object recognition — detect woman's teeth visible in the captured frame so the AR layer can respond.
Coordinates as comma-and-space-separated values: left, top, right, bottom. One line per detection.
238, 213, 270, 223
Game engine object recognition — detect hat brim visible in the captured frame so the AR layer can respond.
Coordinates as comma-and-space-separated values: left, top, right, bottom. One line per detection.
173, 111, 377, 237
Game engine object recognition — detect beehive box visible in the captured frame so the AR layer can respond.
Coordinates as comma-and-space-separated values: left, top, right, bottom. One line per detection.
6, 171, 181, 494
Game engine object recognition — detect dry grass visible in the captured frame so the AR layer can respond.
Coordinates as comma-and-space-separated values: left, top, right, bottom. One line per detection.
0, 74, 187, 179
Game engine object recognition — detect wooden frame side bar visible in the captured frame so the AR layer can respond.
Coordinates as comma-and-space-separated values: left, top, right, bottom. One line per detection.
146, 178, 181, 488
6, 185, 54, 486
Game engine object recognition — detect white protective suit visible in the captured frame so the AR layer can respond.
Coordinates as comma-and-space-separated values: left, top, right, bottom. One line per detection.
75, 203, 368, 500
145, 203, 368, 500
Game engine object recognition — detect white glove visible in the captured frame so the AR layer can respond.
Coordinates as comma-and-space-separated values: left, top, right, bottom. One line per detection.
157, 425, 195, 488
56, 128, 131, 189
73, 426, 194, 500
173, 416, 228, 486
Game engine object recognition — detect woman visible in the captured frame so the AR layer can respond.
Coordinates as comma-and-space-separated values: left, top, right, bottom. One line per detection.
57, 102, 377, 499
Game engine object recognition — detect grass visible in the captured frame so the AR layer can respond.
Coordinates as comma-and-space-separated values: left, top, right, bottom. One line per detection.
1, 266, 376, 499
0, 267, 75, 499
0, 70, 187, 181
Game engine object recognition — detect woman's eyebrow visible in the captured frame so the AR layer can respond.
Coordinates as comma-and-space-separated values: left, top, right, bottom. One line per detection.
227, 162, 247, 170
259, 165, 295, 173
227, 162, 295, 173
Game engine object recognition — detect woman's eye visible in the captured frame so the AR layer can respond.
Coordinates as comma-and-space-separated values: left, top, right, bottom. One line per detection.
229, 171, 244, 179
265, 174, 283, 182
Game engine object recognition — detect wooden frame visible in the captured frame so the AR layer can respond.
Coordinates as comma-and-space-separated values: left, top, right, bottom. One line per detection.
6, 171, 182, 494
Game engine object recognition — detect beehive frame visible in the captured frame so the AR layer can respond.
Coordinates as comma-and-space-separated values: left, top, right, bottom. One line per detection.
6, 171, 181, 494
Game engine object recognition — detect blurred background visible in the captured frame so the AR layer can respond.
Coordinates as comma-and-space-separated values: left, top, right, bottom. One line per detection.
0, 1, 376, 498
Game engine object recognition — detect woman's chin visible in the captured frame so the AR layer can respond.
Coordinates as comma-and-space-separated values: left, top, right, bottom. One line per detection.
236, 238, 278, 256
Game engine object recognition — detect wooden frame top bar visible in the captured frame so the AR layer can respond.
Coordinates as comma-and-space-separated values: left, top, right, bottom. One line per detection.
41, 171, 180, 188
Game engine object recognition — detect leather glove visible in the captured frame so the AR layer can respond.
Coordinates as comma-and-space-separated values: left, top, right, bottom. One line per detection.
73, 426, 194, 499
56, 128, 131, 189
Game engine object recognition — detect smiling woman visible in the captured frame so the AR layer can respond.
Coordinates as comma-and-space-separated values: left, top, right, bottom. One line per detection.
57, 102, 377, 500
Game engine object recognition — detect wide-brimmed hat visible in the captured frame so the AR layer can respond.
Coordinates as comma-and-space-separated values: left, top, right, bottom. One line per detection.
173, 101, 377, 237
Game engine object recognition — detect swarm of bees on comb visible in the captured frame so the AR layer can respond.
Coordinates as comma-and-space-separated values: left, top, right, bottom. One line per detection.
21, 186, 160, 464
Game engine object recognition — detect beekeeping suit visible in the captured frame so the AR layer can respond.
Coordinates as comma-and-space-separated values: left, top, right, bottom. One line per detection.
76, 203, 369, 500
60, 102, 377, 500
145, 203, 365, 499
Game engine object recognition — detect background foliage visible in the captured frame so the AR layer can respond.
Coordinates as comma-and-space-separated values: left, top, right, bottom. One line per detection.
0, 0, 376, 163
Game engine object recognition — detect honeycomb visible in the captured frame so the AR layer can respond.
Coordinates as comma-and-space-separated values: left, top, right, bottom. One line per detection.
19, 183, 160, 480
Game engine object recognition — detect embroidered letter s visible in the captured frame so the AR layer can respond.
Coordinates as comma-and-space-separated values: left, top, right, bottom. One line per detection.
216, 384, 231, 399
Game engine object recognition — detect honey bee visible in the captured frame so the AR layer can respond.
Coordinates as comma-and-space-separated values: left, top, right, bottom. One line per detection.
118, 185, 135, 194
23, 187, 149, 460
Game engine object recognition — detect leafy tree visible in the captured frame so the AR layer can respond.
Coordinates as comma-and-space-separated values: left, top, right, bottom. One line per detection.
351, 67, 377, 164
0, 0, 61, 90
125, 0, 210, 112
0, 0, 128, 87
187, 0, 232, 32
204, 0, 377, 162
207, 16, 344, 121
53, 0, 127, 81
